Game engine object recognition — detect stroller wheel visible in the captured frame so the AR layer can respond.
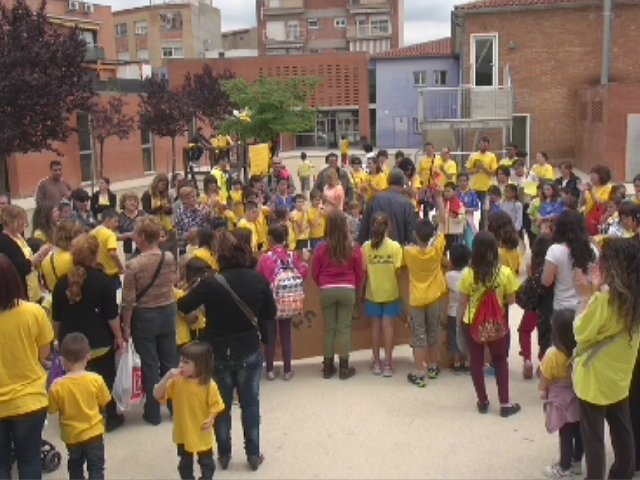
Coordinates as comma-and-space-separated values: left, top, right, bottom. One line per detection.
43, 450, 62, 473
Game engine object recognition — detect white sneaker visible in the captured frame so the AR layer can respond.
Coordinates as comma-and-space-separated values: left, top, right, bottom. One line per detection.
571, 460, 582, 475
544, 464, 572, 478
382, 362, 394, 377
371, 360, 382, 375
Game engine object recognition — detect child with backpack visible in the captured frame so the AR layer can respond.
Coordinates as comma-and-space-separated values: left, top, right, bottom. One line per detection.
457, 231, 521, 417
257, 224, 309, 381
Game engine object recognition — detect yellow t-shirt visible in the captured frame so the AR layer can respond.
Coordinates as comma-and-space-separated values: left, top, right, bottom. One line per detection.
297, 160, 314, 179
210, 168, 229, 204
151, 195, 174, 232
41, 249, 73, 292
532, 163, 555, 181
439, 159, 458, 185
0, 302, 53, 419
458, 265, 520, 324
308, 206, 326, 239
11, 234, 42, 302
367, 172, 388, 200
174, 289, 206, 346
418, 155, 442, 186
91, 225, 119, 276
290, 209, 310, 241
256, 206, 270, 247
573, 292, 640, 405
192, 247, 219, 271
499, 246, 521, 276
403, 234, 447, 307
351, 170, 368, 195
33, 229, 50, 243
236, 218, 258, 252
48, 372, 111, 445
540, 347, 571, 381
163, 377, 225, 453
584, 184, 613, 214
286, 221, 296, 251
340, 139, 350, 156
466, 152, 499, 192
499, 158, 516, 168
363, 238, 403, 303
230, 190, 244, 218
410, 175, 423, 212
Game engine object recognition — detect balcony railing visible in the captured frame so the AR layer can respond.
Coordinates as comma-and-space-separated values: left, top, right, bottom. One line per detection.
84, 45, 105, 62
262, 28, 306, 45
417, 86, 514, 130
92, 77, 146, 94
346, 24, 392, 39
263, 0, 305, 14
347, 0, 391, 12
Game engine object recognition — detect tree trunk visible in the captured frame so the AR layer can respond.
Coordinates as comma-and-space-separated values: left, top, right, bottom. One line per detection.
171, 136, 177, 175
99, 139, 105, 178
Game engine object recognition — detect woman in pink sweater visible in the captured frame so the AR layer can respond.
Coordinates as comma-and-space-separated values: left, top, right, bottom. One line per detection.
311, 210, 365, 380
257, 224, 309, 381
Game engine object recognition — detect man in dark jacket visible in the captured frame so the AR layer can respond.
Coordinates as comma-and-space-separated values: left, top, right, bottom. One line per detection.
313, 152, 354, 202
358, 168, 415, 246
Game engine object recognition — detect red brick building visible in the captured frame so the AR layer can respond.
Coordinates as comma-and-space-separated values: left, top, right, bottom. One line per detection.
453, 0, 640, 179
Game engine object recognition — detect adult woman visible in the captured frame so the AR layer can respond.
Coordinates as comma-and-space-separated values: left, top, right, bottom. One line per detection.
118, 192, 144, 261
69, 188, 97, 230
40, 221, 84, 293
581, 165, 613, 234
542, 210, 597, 313
177, 229, 276, 472
322, 169, 345, 213
121, 216, 177, 426
90, 177, 117, 221
0, 205, 51, 301
311, 210, 365, 380
31, 201, 59, 243
573, 237, 640, 480
141, 173, 174, 235
51, 233, 124, 431
0, 194, 8, 233
555, 161, 580, 198
169, 172, 184, 203
0, 255, 54, 480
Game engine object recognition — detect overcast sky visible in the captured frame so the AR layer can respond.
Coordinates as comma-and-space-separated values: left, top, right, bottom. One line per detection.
109, 0, 460, 45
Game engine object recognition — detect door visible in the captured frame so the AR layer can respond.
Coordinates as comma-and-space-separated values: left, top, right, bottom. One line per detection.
327, 117, 338, 148
394, 116, 409, 149
626, 114, 640, 181
286, 21, 300, 40
472, 34, 498, 87
316, 118, 328, 148
511, 114, 530, 165
356, 17, 367, 36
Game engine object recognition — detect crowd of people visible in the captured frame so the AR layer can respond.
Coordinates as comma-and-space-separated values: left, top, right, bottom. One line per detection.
1, 138, 640, 480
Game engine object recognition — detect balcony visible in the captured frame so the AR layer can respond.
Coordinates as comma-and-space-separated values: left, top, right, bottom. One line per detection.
417, 85, 514, 130
84, 45, 105, 62
347, 0, 391, 13
263, 0, 305, 15
346, 24, 392, 39
262, 28, 306, 47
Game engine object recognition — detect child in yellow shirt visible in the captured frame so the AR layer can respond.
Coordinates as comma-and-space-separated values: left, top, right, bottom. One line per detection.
90, 209, 124, 288
48, 333, 111, 480
273, 206, 296, 251
297, 152, 315, 198
340, 136, 350, 167
191, 227, 219, 271
488, 210, 522, 277
366, 158, 388, 201
175, 257, 210, 348
236, 201, 260, 252
290, 194, 310, 251
308, 190, 326, 249
349, 156, 368, 206
154, 342, 225, 480
532, 151, 555, 181
230, 179, 245, 219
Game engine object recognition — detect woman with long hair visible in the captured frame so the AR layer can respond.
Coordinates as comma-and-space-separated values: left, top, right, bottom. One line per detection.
581, 165, 613, 235
457, 231, 521, 417
90, 177, 117, 221
0, 255, 54, 480
40, 221, 85, 293
488, 210, 521, 276
311, 210, 366, 380
572, 237, 640, 479
118, 191, 144, 261
141, 173, 174, 235
31, 201, 59, 244
322, 169, 345, 214
51, 233, 124, 431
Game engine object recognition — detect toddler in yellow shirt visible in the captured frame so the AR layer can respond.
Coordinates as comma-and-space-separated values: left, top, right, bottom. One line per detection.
154, 342, 225, 480
48, 333, 111, 480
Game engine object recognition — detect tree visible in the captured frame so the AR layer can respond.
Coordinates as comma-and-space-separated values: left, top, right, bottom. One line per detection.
183, 64, 236, 129
219, 76, 319, 143
0, 0, 94, 194
89, 95, 136, 179
138, 75, 190, 174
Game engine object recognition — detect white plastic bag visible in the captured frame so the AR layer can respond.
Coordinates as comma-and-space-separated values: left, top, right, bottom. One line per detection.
112, 342, 144, 411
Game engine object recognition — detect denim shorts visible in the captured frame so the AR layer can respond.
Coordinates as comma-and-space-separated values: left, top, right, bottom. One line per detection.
365, 300, 402, 318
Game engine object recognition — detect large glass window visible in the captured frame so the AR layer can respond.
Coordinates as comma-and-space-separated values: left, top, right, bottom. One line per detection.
141, 128, 155, 172
77, 111, 93, 183
473, 35, 498, 86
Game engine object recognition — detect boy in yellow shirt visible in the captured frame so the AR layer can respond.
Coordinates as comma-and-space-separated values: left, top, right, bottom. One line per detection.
90, 209, 124, 288
49, 333, 111, 480
340, 136, 350, 167
297, 152, 315, 200
308, 190, 327, 249
230, 179, 245, 219
236, 201, 260, 252
290, 194, 310, 251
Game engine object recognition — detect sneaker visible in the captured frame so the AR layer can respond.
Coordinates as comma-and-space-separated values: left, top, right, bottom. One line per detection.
523, 360, 534, 380
427, 366, 441, 379
544, 463, 572, 478
283, 371, 294, 381
266, 370, 278, 381
407, 373, 426, 388
571, 460, 582, 475
372, 360, 383, 376
382, 363, 393, 377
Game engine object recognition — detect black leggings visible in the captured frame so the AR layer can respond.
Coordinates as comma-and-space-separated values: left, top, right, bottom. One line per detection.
87, 349, 118, 421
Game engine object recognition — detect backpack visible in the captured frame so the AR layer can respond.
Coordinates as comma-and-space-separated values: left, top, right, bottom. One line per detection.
269, 252, 305, 319
470, 275, 508, 344
516, 269, 545, 312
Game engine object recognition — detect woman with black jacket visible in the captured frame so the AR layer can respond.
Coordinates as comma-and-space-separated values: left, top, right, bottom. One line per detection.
177, 229, 276, 473
555, 161, 581, 199
90, 177, 117, 221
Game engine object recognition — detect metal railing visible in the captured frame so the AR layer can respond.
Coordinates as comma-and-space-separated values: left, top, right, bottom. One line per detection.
346, 24, 392, 38
264, 0, 305, 10
417, 85, 514, 123
84, 45, 105, 62
262, 28, 306, 43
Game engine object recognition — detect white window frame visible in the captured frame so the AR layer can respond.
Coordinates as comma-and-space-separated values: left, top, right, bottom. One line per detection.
370, 18, 391, 34
471, 33, 499, 87
334, 17, 346, 28
115, 23, 128, 37
134, 21, 148, 35
136, 49, 149, 61
161, 46, 184, 58
433, 70, 448, 86
413, 71, 428, 87
307, 18, 319, 29
141, 129, 155, 172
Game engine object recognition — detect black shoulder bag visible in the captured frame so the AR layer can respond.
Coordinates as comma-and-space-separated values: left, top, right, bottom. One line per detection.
212, 273, 261, 341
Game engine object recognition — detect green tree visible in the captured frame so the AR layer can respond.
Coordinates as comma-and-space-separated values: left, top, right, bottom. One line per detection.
219, 76, 319, 143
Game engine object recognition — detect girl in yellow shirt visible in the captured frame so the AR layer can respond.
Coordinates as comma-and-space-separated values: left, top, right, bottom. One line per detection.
230, 179, 245, 219
365, 158, 388, 201
488, 210, 521, 277
308, 191, 326, 249
532, 152, 555, 181
154, 342, 224, 480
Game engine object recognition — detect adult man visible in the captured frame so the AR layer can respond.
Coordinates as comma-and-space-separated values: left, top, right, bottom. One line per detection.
211, 156, 232, 204
313, 152, 354, 203
35, 160, 72, 206
262, 157, 289, 197
500, 142, 519, 167
417, 142, 442, 217
188, 127, 211, 165
358, 168, 415, 246
465, 136, 498, 230
174, 186, 212, 255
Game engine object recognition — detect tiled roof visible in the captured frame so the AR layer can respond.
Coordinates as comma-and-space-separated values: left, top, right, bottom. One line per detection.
374, 37, 453, 59
455, 0, 594, 10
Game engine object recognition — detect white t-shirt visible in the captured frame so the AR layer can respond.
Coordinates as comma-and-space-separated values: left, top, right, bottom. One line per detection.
445, 270, 462, 317
545, 243, 598, 310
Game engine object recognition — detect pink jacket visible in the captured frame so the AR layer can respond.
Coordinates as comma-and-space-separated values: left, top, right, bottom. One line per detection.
257, 245, 309, 284
311, 241, 365, 289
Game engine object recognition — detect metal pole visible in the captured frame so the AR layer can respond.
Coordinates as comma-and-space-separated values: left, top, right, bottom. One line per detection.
601, 0, 613, 85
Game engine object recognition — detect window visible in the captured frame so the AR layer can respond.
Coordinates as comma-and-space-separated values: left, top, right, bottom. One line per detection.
413, 71, 428, 86
141, 129, 155, 172
117, 51, 131, 61
161, 46, 184, 58
134, 21, 147, 35
267, 49, 287, 56
370, 18, 391, 34
309, 48, 320, 54
115, 23, 128, 37
77, 112, 93, 183
433, 70, 448, 86
334, 17, 346, 28
472, 34, 498, 86
136, 49, 149, 61
412, 117, 421, 134
79, 30, 97, 46
307, 18, 319, 29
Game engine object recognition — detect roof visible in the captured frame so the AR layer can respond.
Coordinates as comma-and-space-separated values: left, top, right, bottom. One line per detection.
374, 37, 453, 59
455, 0, 595, 11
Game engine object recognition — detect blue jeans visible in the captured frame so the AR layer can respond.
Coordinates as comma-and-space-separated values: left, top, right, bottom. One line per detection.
67, 436, 105, 480
132, 303, 177, 423
0, 408, 47, 479
213, 350, 263, 458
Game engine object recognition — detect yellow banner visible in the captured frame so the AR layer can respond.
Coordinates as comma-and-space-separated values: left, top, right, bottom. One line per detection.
249, 143, 270, 176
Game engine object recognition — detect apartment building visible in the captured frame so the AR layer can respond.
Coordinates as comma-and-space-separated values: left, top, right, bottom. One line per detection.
113, 0, 222, 69
256, 0, 403, 56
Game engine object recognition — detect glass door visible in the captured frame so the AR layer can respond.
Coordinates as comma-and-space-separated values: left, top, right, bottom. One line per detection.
472, 34, 498, 87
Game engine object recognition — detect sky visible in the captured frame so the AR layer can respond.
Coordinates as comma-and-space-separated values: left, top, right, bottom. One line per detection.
108, 0, 460, 45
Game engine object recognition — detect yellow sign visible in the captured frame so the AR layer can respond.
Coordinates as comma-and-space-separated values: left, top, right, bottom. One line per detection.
524, 181, 538, 197
250, 143, 270, 176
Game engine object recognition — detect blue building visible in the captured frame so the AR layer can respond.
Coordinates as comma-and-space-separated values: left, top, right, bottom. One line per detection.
373, 38, 459, 150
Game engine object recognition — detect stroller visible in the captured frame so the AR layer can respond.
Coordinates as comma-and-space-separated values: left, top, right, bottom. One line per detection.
10, 436, 62, 474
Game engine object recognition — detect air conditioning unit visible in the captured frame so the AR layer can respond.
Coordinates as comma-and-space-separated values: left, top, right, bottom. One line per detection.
68, 0, 79, 11
83, 3, 95, 13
